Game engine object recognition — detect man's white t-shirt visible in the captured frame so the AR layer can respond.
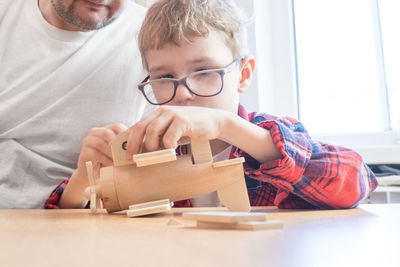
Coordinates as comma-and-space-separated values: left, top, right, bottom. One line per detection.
0, 0, 150, 208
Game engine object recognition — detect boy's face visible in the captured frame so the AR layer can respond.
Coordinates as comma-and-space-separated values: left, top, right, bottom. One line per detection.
144, 31, 243, 113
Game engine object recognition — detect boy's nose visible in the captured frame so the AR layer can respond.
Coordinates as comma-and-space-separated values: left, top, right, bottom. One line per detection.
172, 83, 195, 104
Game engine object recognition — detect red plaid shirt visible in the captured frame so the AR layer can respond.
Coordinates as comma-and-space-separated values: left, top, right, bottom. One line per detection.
45, 105, 377, 209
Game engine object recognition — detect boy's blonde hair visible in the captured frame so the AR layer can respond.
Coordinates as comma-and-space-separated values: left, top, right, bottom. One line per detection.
138, 0, 248, 70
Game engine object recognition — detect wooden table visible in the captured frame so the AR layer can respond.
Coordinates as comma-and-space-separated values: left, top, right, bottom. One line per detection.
0, 204, 398, 267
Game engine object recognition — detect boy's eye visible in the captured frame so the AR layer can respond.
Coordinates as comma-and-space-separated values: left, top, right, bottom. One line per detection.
153, 74, 173, 79
196, 68, 208, 72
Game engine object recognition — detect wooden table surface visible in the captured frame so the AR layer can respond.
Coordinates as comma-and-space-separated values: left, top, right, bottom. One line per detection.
0, 204, 398, 267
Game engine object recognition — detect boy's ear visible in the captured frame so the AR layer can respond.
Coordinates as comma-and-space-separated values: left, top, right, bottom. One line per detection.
238, 56, 256, 93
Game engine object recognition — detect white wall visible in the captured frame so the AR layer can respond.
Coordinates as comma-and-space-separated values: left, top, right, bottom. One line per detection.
234, 1, 260, 112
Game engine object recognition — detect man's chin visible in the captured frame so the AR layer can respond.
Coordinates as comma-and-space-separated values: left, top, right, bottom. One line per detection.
70, 13, 115, 30
70, 1, 113, 30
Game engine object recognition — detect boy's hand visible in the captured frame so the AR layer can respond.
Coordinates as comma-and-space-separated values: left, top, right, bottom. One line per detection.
126, 106, 229, 157
76, 123, 128, 182
59, 123, 128, 208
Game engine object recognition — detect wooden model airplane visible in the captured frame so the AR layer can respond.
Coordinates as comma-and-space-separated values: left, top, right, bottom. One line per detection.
85, 131, 251, 213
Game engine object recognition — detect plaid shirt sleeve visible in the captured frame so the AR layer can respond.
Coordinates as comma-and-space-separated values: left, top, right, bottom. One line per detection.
43, 179, 69, 209
231, 105, 378, 209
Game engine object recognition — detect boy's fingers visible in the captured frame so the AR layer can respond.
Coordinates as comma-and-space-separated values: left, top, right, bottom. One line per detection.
89, 145, 113, 163
127, 106, 189, 157
82, 147, 113, 168
126, 108, 166, 156
162, 119, 186, 149
106, 123, 128, 135
85, 136, 112, 158
143, 128, 161, 152
94, 153, 113, 167
89, 127, 117, 145
89, 125, 128, 151
126, 120, 153, 157
143, 112, 174, 151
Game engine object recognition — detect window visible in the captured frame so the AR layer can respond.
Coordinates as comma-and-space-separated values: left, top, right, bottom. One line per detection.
294, 0, 390, 134
293, 0, 399, 136
252, 0, 399, 151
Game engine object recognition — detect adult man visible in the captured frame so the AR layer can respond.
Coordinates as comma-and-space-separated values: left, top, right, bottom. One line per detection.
0, 0, 150, 208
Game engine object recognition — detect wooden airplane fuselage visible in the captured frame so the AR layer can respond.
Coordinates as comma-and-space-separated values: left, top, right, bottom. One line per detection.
87, 132, 251, 213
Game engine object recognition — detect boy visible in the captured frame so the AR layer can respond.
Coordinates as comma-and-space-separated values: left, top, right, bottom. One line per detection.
47, 0, 377, 209
125, 0, 377, 209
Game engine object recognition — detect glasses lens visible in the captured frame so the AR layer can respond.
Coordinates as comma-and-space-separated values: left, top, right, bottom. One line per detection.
186, 71, 222, 96
144, 79, 175, 104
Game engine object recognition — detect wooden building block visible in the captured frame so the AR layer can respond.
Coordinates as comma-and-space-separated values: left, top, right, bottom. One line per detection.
182, 211, 267, 223
127, 199, 171, 217
196, 220, 283, 231
235, 220, 283, 230
133, 149, 177, 167
111, 131, 177, 167
190, 139, 212, 163
217, 175, 251, 212
85, 161, 97, 212
212, 157, 245, 168
166, 218, 184, 226
111, 131, 134, 167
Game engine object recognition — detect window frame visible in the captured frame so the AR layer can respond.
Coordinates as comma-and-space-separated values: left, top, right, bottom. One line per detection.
252, 0, 400, 163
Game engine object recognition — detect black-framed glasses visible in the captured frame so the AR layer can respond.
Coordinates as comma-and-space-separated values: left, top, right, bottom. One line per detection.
138, 57, 244, 105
